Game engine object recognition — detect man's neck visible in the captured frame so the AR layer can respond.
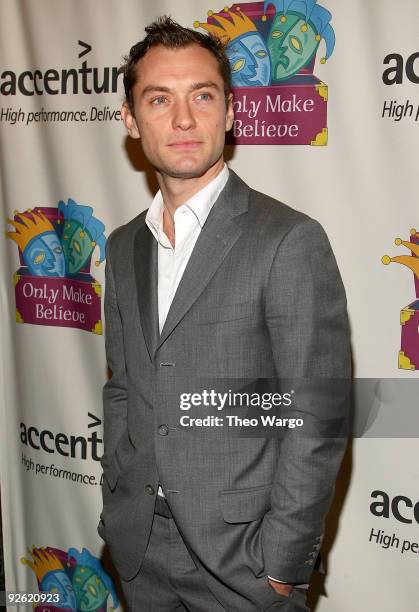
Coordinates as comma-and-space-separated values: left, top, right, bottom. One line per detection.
157, 158, 225, 248
157, 158, 225, 217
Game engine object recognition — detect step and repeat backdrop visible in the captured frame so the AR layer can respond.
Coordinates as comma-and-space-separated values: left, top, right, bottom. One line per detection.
0, 1, 418, 610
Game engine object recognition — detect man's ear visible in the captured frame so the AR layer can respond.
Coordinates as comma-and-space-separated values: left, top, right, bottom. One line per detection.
121, 102, 140, 139
225, 92, 234, 132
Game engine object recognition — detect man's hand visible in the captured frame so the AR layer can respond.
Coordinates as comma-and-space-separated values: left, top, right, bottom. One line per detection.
268, 580, 293, 597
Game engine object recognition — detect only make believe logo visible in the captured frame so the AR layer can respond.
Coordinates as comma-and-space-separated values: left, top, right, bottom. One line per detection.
194, 0, 335, 145
382, 229, 419, 371
6, 199, 106, 334
21, 546, 119, 611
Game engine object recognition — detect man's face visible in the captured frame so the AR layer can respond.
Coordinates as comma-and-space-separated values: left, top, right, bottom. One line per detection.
122, 44, 234, 179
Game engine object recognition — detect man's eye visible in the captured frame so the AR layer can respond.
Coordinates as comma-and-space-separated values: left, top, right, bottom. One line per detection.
151, 96, 167, 105
196, 93, 212, 101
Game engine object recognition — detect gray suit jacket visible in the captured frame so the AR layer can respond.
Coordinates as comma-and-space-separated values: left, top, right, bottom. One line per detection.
98, 170, 351, 610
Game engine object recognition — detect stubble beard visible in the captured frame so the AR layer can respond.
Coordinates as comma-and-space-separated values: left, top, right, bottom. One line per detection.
143, 141, 224, 181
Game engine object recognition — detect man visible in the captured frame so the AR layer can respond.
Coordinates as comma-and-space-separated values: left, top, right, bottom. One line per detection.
98, 16, 351, 612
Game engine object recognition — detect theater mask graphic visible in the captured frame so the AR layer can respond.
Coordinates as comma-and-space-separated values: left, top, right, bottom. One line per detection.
6, 199, 106, 334
382, 229, 419, 371
194, 1, 335, 145
21, 545, 119, 612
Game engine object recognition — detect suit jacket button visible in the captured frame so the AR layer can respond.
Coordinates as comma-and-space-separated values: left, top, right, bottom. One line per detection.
158, 424, 169, 436
144, 484, 155, 496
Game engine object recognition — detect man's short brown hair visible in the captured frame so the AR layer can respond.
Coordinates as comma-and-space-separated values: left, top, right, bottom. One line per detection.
122, 15, 232, 110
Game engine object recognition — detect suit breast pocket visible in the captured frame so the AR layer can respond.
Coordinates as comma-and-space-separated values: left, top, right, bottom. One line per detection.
190, 301, 257, 325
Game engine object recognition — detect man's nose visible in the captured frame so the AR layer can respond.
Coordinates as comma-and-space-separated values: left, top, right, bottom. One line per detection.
172, 99, 196, 130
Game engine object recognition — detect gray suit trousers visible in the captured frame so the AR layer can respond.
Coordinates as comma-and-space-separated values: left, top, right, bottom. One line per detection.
121, 498, 310, 612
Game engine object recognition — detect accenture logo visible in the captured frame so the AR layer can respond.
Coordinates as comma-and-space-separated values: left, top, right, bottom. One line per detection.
370, 489, 419, 525
20, 412, 103, 462
0, 40, 123, 97
382, 51, 419, 85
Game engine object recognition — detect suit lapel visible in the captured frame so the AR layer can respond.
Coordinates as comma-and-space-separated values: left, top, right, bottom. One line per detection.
134, 223, 160, 361
133, 170, 250, 360
157, 170, 249, 351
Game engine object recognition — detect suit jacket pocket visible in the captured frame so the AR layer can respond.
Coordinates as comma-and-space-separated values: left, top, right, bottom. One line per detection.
97, 518, 106, 541
220, 483, 272, 523
102, 429, 139, 491
103, 450, 142, 491
190, 301, 256, 324
102, 455, 121, 491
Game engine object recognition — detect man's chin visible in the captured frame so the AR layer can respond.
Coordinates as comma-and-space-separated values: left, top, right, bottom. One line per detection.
164, 170, 206, 179
155, 158, 221, 180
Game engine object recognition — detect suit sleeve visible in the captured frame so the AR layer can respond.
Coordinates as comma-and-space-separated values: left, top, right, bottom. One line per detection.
101, 230, 128, 479
261, 217, 351, 584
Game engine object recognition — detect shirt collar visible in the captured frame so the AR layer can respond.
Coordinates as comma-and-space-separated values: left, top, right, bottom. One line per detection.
146, 163, 229, 241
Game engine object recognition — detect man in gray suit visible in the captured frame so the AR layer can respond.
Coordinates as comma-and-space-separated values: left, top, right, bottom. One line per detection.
98, 16, 351, 612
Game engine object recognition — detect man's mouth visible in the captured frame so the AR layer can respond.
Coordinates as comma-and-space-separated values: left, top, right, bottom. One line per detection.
167, 140, 202, 149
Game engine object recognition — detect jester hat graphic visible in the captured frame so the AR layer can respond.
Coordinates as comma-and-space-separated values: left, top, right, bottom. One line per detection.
382, 230, 419, 283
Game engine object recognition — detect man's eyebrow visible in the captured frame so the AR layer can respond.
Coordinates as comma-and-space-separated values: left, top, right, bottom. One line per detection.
189, 81, 220, 92
140, 81, 220, 97
141, 85, 172, 97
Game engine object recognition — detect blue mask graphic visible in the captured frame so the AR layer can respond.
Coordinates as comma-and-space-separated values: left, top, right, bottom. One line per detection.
41, 569, 77, 610
227, 32, 271, 87
25, 231, 66, 277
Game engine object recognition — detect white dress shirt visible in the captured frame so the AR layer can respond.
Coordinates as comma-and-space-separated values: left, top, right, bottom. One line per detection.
145, 163, 229, 335
146, 163, 228, 500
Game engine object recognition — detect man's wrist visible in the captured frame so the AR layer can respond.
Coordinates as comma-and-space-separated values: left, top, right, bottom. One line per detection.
267, 578, 293, 597
268, 576, 309, 589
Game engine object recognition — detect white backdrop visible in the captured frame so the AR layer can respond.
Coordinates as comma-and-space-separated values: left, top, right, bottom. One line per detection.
1, 1, 418, 610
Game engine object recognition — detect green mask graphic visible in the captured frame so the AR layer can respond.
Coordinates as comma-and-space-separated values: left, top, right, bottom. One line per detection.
58, 198, 106, 275
62, 220, 95, 275
72, 565, 107, 611
267, 12, 319, 82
